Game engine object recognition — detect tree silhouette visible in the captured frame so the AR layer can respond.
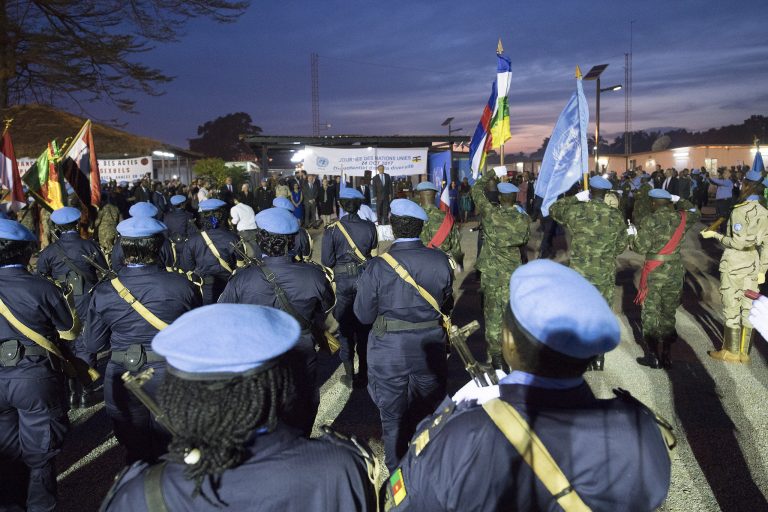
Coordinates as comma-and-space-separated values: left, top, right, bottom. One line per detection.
189, 112, 262, 160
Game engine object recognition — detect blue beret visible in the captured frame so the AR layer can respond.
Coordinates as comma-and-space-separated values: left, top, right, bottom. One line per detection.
50, 207, 81, 225
129, 201, 158, 218
589, 176, 612, 190
272, 196, 295, 211
415, 182, 439, 192
116, 216, 167, 238
509, 260, 620, 359
255, 207, 299, 234
649, 188, 672, 200
390, 198, 428, 221
339, 188, 364, 200
119, 181, 128, 187
199, 198, 227, 212
497, 182, 519, 194
745, 169, 762, 182
170, 195, 186, 206
152, 304, 300, 378
0, 219, 37, 241
691, 169, 701, 175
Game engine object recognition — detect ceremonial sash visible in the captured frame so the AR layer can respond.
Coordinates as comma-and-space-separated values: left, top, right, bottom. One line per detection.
634, 211, 687, 305
428, 213, 454, 249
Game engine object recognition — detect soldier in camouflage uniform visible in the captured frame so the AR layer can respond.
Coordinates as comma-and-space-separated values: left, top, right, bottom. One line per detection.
701, 171, 768, 363
550, 176, 628, 371
16, 198, 37, 235
39, 207, 53, 250
629, 189, 700, 368
471, 169, 530, 369
414, 181, 463, 267
94, 195, 121, 254
632, 173, 653, 225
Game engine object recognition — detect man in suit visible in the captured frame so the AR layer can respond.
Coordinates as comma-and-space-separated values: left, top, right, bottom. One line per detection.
133, 179, 151, 203
151, 182, 168, 214
661, 169, 679, 195
302, 174, 321, 227
219, 177, 236, 207
371, 165, 393, 225
255, 178, 275, 212
357, 177, 372, 206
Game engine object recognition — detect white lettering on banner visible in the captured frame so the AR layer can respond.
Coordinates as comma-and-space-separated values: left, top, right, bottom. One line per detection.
303, 146, 428, 176
18, 156, 153, 182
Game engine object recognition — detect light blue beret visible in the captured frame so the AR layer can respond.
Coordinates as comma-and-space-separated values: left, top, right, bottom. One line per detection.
340, 188, 364, 200
415, 182, 439, 192
745, 169, 762, 182
199, 198, 227, 212
649, 188, 672, 200
119, 181, 128, 187
497, 182, 519, 194
152, 304, 300, 378
129, 201, 158, 218
272, 197, 295, 212
589, 176, 612, 190
255, 207, 299, 235
170, 195, 186, 206
116, 216, 167, 237
390, 198, 428, 221
50, 207, 81, 225
691, 169, 701, 175
0, 219, 37, 241
509, 260, 620, 359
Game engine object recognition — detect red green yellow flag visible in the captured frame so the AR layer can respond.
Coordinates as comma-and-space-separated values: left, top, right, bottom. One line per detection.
22, 142, 65, 211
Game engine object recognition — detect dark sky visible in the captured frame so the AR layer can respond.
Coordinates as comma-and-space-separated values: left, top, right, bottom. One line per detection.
89, 0, 768, 154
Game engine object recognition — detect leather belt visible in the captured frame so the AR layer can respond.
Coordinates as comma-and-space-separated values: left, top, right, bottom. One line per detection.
334, 262, 361, 277
372, 316, 441, 336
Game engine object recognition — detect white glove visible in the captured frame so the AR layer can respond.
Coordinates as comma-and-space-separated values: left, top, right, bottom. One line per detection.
748, 296, 768, 341
575, 190, 590, 202
627, 225, 638, 236
451, 370, 507, 405
670, 194, 680, 203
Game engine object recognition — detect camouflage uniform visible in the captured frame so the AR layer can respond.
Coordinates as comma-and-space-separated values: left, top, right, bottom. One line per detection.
419, 203, 463, 263
471, 170, 530, 365
550, 195, 627, 305
710, 197, 768, 361
632, 183, 652, 224
94, 203, 121, 254
39, 208, 53, 250
630, 199, 700, 362
16, 203, 37, 235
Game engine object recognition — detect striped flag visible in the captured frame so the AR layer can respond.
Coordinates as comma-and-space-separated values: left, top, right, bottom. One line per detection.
0, 127, 25, 212
23, 142, 66, 211
469, 52, 512, 178
61, 120, 101, 208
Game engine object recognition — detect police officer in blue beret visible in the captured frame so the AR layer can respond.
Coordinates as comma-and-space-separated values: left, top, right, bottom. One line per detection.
272, 196, 313, 261
180, 199, 239, 304
36, 206, 107, 408
100, 304, 377, 511
354, 199, 454, 471
322, 187, 378, 387
219, 207, 334, 434
86, 216, 202, 464
0, 219, 80, 511
162, 195, 197, 262
384, 260, 673, 511
111, 202, 176, 273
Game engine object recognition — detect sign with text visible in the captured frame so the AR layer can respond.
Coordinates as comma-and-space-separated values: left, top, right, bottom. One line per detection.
303, 146, 428, 177
19, 156, 153, 182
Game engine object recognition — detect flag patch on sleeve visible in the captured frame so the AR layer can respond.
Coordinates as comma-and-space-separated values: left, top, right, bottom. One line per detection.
389, 467, 407, 505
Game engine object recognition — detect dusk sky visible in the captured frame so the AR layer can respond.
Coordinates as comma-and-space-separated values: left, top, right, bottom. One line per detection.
87, 0, 768, 154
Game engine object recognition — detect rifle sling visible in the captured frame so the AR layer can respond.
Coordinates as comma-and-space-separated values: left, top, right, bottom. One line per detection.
0, 296, 70, 365
51, 242, 89, 281
334, 222, 368, 263
255, 262, 312, 332
200, 231, 233, 274
110, 277, 169, 331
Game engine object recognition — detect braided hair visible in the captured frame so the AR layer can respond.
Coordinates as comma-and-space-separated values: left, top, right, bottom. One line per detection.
254, 228, 295, 257
0, 239, 34, 266
390, 214, 423, 239
199, 210, 227, 231
338, 198, 361, 215
159, 363, 295, 500
120, 234, 163, 265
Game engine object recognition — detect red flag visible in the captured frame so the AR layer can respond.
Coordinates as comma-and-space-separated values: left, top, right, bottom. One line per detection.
0, 127, 26, 212
61, 120, 101, 207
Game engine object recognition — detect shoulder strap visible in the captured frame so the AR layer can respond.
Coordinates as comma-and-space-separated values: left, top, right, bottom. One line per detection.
335, 221, 368, 263
52, 242, 87, 279
482, 398, 591, 512
143, 462, 169, 512
200, 231, 233, 274
110, 277, 169, 330
379, 253, 450, 329
255, 261, 311, 330
0, 295, 70, 363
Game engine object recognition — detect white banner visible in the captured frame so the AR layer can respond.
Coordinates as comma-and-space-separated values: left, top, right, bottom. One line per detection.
303, 146, 428, 177
18, 156, 153, 182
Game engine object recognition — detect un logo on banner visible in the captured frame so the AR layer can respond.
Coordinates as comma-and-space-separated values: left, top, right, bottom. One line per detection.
317, 157, 329, 168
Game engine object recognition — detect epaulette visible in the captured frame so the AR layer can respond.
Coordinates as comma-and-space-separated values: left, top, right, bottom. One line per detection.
407, 396, 459, 458
319, 425, 378, 487
613, 388, 676, 450
98, 460, 149, 512
325, 221, 338, 230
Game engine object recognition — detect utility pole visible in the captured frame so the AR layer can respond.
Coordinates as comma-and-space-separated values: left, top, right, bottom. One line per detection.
311, 52, 320, 136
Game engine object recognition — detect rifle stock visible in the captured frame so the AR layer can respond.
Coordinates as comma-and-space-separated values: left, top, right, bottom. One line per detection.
448, 320, 498, 387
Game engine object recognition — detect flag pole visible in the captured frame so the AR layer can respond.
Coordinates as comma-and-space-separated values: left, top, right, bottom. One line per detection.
2, 117, 12, 135
497, 38, 505, 170
576, 65, 588, 192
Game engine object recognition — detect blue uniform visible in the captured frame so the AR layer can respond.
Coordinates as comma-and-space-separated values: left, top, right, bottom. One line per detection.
353, 239, 453, 471
218, 255, 334, 434
291, 227, 313, 260
102, 423, 376, 511
0, 266, 77, 512
387, 383, 672, 512
180, 228, 239, 304
321, 214, 378, 371
85, 265, 201, 463
36, 231, 106, 366
162, 207, 197, 260
110, 235, 176, 273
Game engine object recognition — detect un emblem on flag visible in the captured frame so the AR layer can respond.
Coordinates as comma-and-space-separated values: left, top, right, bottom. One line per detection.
317, 157, 329, 168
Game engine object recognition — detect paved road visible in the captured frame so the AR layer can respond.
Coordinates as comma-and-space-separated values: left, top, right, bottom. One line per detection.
52, 219, 767, 511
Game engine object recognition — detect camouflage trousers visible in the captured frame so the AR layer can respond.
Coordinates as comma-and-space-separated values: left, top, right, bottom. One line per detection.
719, 253, 759, 329
641, 264, 684, 339
481, 271, 514, 361
572, 266, 615, 308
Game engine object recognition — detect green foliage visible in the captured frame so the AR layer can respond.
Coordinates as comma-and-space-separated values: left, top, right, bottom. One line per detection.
193, 158, 246, 188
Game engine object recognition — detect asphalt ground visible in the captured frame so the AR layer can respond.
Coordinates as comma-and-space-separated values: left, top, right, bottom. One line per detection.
44, 215, 768, 511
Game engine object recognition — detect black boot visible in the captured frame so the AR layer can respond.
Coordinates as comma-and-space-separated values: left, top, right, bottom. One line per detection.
68, 378, 80, 409
593, 354, 605, 371
340, 361, 354, 388
79, 383, 101, 408
660, 333, 676, 368
637, 335, 660, 369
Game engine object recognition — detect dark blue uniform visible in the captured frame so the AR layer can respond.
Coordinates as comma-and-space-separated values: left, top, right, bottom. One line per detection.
85, 265, 201, 463
0, 266, 77, 512
180, 228, 239, 304
37, 231, 106, 367
110, 235, 176, 273
291, 227, 313, 261
162, 207, 197, 261
353, 239, 453, 471
218, 256, 334, 434
102, 424, 376, 511
387, 383, 672, 511
321, 214, 378, 373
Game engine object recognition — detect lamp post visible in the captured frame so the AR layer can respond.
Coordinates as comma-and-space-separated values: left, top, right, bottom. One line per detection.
583, 65, 622, 173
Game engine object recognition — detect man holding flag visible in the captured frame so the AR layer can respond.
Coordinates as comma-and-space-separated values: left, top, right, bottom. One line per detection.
415, 181, 463, 270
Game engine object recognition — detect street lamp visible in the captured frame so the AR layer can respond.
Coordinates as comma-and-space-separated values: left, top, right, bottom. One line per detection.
441, 117, 463, 137
583, 65, 622, 173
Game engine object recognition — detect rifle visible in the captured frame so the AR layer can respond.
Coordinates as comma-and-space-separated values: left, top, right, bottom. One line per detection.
82, 253, 111, 278
122, 368, 177, 437
447, 320, 498, 387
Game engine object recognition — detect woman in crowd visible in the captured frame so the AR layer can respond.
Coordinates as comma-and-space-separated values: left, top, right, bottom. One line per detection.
459, 177, 473, 223
290, 182, 304, 224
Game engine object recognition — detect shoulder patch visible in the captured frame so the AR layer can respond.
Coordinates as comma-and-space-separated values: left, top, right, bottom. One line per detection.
514, 205, 528, 215
734, 223, 743, 232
